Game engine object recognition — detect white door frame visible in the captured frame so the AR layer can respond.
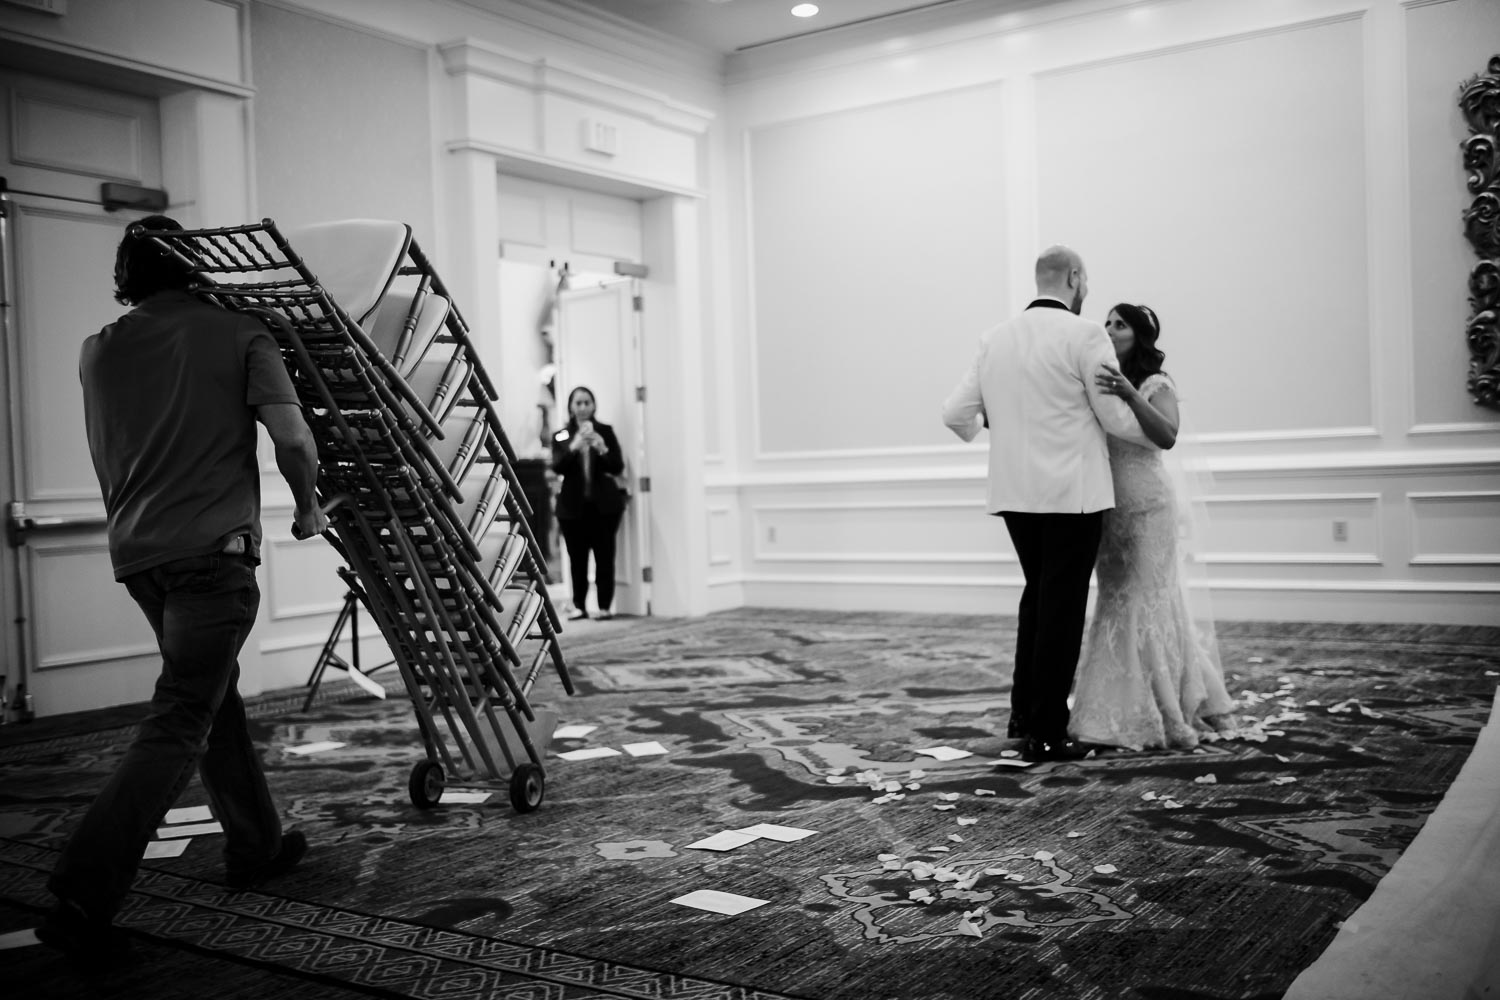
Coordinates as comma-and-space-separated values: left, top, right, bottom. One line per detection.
555, 274, 653, 616
451, 158, 709, 616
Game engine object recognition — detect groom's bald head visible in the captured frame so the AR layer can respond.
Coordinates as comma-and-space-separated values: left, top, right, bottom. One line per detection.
1035, 245, 1088, 314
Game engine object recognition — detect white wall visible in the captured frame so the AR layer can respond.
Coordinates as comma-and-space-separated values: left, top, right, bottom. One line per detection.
9, 0, 1497, 675
0, 0, 726, 716
709, 0, 1500, 625
248, 3, 437, 246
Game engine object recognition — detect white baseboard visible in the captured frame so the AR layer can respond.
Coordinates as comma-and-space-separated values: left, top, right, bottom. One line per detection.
705, 578, 746, 613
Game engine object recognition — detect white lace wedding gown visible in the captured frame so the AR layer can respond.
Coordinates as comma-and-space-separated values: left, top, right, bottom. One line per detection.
1069, 373, 1235, 750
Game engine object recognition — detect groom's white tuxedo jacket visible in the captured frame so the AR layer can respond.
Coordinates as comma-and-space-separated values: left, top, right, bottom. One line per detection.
942, 298, 1154, 514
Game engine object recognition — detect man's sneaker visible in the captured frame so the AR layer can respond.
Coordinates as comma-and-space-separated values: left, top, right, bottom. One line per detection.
36, 899, 136, 970
225, 830, 308, 890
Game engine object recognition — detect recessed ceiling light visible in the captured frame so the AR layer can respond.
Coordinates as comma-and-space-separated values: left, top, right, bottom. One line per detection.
791, 3, 819, 17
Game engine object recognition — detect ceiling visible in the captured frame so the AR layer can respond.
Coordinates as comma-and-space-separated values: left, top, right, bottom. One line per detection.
562, 0, 967, 54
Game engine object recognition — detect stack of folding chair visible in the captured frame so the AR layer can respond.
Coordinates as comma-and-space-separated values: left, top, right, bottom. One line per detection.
144, 218, 572, 813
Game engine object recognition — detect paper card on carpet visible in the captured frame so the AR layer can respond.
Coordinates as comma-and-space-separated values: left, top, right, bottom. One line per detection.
731, 823, 817, 842
990, 758, 1033, 768
915, 746, 972, 761
144, 839, 192, 859
556, 747, 622, 761
0, 929, 39, 950
670, 890, 768, 915
553, 724, 598, 740
685, 831, 760, 851
341, 666, 387, 699
286, 741, 346, 755
624, 741, 668, 757
165, 805, 214, 825
440, 790, 493, 804
154, 821, 222, 840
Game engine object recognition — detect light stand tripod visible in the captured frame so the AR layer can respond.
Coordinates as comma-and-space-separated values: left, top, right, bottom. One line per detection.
303, 566, 396, 711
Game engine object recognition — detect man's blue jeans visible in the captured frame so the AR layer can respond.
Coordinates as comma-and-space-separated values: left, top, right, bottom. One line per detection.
48, 551, 286, 921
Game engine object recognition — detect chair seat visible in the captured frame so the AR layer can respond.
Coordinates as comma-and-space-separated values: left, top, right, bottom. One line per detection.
366, 288, 451, 373
283, 219, 412, 325
406, 357, 474, 424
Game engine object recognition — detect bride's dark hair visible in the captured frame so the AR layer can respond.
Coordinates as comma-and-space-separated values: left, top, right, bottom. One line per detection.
1111, 303, 1166, 388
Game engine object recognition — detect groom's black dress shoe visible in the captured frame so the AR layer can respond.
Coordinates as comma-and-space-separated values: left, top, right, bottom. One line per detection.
1006, 717, 1030, 740
1022, 737, 1088, 762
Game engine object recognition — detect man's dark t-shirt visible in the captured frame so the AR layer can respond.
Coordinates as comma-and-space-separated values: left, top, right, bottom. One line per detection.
80, 290, 301, 579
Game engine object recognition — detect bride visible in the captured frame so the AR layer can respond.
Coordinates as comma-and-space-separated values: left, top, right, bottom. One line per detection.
1069, 303, 1235, 750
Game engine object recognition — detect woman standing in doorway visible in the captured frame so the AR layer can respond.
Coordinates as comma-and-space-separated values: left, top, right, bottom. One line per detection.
551, 386, 626, 620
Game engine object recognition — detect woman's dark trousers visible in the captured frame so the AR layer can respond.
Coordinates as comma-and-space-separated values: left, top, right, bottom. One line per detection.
560, 511, 623, 612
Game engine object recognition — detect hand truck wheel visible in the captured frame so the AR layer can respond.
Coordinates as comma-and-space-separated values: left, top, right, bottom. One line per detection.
408, 760, 445, 809
509, 763, 545, 813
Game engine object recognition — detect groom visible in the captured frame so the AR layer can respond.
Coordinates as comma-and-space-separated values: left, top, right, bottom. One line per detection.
941, 246, 1151, 762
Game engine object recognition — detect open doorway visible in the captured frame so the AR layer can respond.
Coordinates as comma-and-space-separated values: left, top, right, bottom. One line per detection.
496, 256, 652, 618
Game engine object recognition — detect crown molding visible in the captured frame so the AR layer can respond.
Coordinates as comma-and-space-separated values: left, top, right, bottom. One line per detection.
724, 0, 1157, 84
439, 39, 714, 133
450, 0, 724, 81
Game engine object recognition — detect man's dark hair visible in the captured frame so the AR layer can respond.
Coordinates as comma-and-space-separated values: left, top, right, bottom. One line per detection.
113, 215, 192, 305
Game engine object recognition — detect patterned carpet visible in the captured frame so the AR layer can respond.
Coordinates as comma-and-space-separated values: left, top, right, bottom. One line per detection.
1, 609, 1497, 1000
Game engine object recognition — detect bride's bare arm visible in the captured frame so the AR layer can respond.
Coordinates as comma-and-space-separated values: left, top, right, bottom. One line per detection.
1096, 365, 1178, 449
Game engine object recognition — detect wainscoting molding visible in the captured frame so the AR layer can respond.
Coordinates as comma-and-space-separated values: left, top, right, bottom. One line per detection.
711, 446, 1500, 625
1407, 490, 1500, 565
1196, 492, 1384, 566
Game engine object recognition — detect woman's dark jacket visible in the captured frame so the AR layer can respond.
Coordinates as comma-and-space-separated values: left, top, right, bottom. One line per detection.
550, 419, 626, 520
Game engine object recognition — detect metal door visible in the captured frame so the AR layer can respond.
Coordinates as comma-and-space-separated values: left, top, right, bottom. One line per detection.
0, 70, 164, 718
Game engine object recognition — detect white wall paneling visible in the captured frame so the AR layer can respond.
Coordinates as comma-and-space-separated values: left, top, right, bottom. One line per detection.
26, 538, 156, 671
1407, 491, 1500, 566
8, 0, 1500, 715
722, 446, 1499, 624
0, 0, 249, 95
1403, 0, 1500, 432
23, 537, 159, 715
745, 82, 1008, 459
1196, 494, 1384, 566
713, 0, 1499, 626
1035, 12, 1373, 440
0, 27, 266, 718
9, 201, 136, 503
639, 193, 710, 615
439, 40, 712, 199
263, 532, 352, 621
751, 500, 1013, 566
250, 3, 436, 242
707, 505, 735, 568
11, 90, 147, 181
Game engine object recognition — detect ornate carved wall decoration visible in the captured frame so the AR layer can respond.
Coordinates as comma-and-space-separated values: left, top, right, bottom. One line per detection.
1460, 55, 1500, 409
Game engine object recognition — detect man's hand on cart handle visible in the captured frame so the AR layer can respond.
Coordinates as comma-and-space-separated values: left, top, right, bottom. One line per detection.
291, 496, 348, 540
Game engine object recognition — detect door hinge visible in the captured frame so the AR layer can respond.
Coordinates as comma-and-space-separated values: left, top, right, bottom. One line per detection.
632, 294, 643, 312
638, 477, 650, 493
635, 386, 646, 403
642, 566, 653, 583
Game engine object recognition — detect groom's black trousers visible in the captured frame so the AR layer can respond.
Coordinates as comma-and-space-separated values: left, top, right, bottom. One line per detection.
1001, 510, 1105, 742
